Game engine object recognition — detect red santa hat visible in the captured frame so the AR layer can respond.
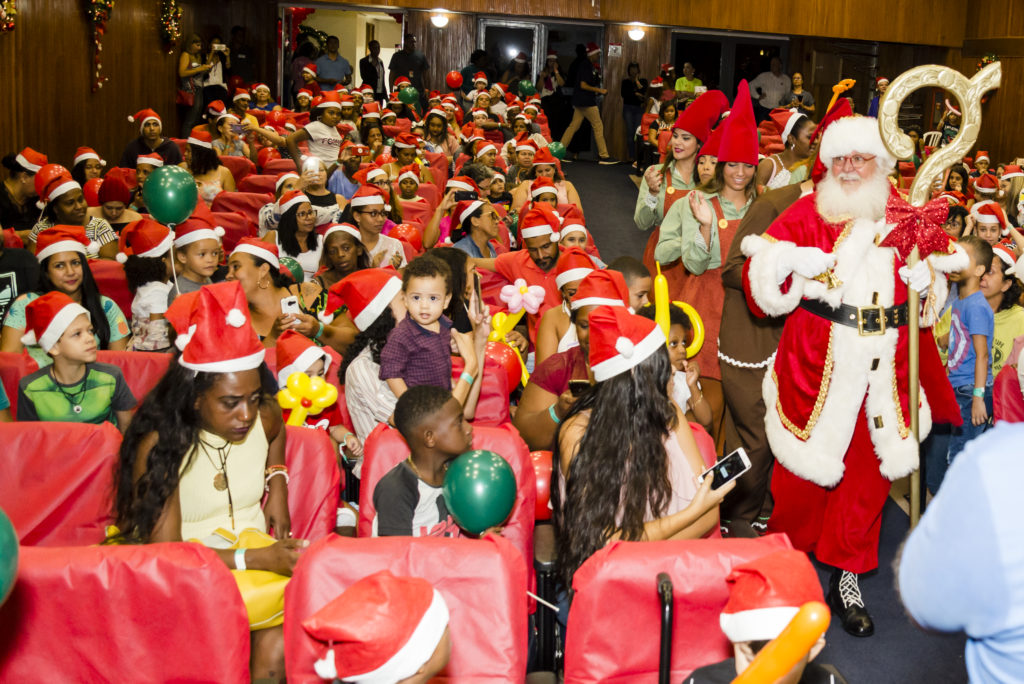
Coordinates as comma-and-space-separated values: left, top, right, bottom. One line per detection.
175, 281, 265, 372
136, 153, 164, 168
974, 151, 990, 164
532, 147, 558, 166
570, 269, 630, 311
397, 164, 420, 185
769, 108, 805, 143
555, 247, 596, 289
650, 77, 664, 88
818, 114, 896, 174
115, 218, 174, 263
515, 135, 538, 153
207, 100, 227, 119
559, 206, 588, 240
454, 199, 486, 227
1001, 164, 1024, 181
472, 72, 488, 85
717, 80, 758, 166
252, 82, 270, 94
719, 550, 824, 643
425, 107, 447, 120
973, 173, 999, 196
324, 268, 403, 329
275, 329, 331, 387
232, 88, 251, 103
360, 84, 375, 95
303, 570, 450, 683
339, 94, 356, 109
34, 165, 80, 210
127, 108, 162, 131
350, 185, 388, 209
394, 76, 412, 88
523, 103, 539, 114
993, 243, 1016, 270
530, 177, 559, 200
318, 91, 343, 111
505, 96, 522, 110
808, 98, 854, 183
275, 171, 301, 193
354, 166, 389, 185
232, 236, 281, 271
21, 291, 91, 353
173, 215, 225, 248
73, 146, 106, 168
492, 82, 508, 96
393, 133, 419, 150
362, 102, 381, 120
875, 76, 890, 86
446, 176, 480, 195
278, 190, 311, 215
586, 42, 601, 56
35, 224, 95, 263
302, 64, 318, 77
514, 52, 528, 63
324, 223, 362, 244
296, 88, 313, 101
15, 147, 48, 173
588, 305, 665, 382
187, 130, 214, 149
519, 204, 561, 243
673, 90, 729, 143
971, 200, 1009, 235
474, 143, 498, 159
83, 177, 103, 206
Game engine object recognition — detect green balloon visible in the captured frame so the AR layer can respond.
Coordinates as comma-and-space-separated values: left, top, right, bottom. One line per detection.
547, 142, 567, 160
279, 256, 304, 283
398, 86, 419, 105
443, 450, 517, 535
142, 165, 198, 226
0, 507, 18, 606
519, 81, 536, 97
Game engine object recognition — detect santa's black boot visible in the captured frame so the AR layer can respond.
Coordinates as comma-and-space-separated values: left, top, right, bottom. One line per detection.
828, 568, 874, 637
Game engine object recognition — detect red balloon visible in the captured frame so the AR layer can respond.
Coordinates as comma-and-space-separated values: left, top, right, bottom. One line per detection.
82, 178, 103, 207
446, 70, 464, 89
266, 110, 288, 127
389, 222, 422, 252
228, 75, 246, 92
485, 341, 520, 394
531, 451, 553, 521
257, 146, 281, 169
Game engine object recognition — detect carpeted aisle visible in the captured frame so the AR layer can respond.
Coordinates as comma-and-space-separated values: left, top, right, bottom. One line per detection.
566, 161, 648, 263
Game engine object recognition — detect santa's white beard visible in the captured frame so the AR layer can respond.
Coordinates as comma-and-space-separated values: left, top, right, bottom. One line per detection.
815, 169, 891, 221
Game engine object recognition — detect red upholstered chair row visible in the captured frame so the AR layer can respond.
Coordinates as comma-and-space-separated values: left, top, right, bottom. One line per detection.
396, 198, 432, 230
263, 158, 300, 175
284, 535, 529, 683
238, 173, 279, 195
211, 190, 272, 227
89, 259, 134, 324
639, 112, 658, 137
220, 155, 257, 186
564, 534, 793, 683
994, 363, 1024, 423
0, 351, 37, 419
0, 543, 251, 683
210, 210, 258, 254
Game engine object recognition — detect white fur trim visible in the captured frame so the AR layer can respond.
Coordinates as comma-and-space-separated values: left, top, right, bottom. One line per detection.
556, 267, 593, 289
187, 136, 213, 149
393, 140, 417, 149
279, 193, 311, 215
339, 589, 450, 684
362, 111, 381, 119
720, 606, 799, 643
44, 180, 81, 203
741, 236, 808, 317
275, 172, 300, 192
398, 170, 420, 184
179, 348, 266, 373
475, 144, 497, 158
560, 222, 586, 238
137, 232, 175, 259
818, 116, 895, 172
74, 151, 104, 167
571, 296, 625, 311
174, 228, 223, 248
232, 242, 280, 270
324, 224, 362, 243
521, 226, 558, 241
232, 92, 250, 102
24, 303, 90, 352
15, 153, 43, 173
36, 239, 87, 263
137, 155, 164, 167
446, 179, 474, 192
780, 109, 803, 143
592, 325, 666, 382
115, 252, 128, 264
365, 168, 388, 182
531, 185, 558, 199
459, 200, 485, 225
351, 194, 386, 208
277, 346, 331, 387
353, 276, 402, 331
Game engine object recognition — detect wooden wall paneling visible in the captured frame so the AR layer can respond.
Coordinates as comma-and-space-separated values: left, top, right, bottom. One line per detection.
598, 25, 672, 162
405, 10, 477, 93
358, 0, 599, 21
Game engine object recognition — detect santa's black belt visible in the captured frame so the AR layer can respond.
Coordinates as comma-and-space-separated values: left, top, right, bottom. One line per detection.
799, 299, 908, 336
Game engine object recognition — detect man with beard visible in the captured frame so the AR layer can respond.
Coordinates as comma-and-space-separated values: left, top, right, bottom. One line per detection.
327, 143, 366, 200
741, 115, 965, 637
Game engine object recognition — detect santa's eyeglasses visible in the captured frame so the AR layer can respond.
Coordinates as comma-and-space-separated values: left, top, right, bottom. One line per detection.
831, 154, 876, 169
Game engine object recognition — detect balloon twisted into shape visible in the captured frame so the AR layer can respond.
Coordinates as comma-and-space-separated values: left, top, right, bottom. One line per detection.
490, 279, 544, 386
277, 372, 338, 426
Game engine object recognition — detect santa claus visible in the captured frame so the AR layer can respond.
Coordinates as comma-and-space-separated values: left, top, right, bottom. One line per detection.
741, 115, 965, 637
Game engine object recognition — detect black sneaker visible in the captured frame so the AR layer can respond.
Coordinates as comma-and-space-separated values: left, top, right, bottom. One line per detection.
598, 156, 620, 165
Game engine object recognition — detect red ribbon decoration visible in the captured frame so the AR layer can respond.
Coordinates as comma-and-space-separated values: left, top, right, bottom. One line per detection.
880, 195, 953, 261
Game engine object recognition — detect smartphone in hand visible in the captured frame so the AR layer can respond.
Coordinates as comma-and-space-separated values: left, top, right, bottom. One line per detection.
697, 448, 752, 490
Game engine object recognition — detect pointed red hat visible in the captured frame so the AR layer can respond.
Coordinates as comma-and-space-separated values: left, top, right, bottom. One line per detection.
127, 108, 161, 131
809, 98, 854, 183
323, 268, 403, 329
397, 164, 421, 184
173, 215, 224, 249
175, 280, 265, 373
971, 199, 1009, 235
673, 90, 730, 142
393, 132, 419, 149
532, 147, 558, 166
187, 130, 214, 149
98, 174, 132, 206
570, 269, 630, 311
559, 205, 588, 240
275, 329, 331, 387
698, 122, 725, 159
769, 107, 805, 142
719, 549, 824, 642
716, 80, 758, 166
278, 189, 310, 215
350, 184, 388, 209
446, 176, 480, 195
115, 218, 173, 263
587, 305, 666, 381
362, 102, 381, 120
530, 176, 559, 200
454, 199, 486, 227
21, 291, 91, 353
34, 165, 79, 209
302, 570, 449, 682
555, 247, 596, 289
974, 173, 999, 196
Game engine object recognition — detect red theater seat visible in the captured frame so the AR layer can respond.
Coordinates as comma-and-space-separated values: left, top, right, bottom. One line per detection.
639, 113, 658, 137
451, 355, 511, 425
0, 543, 250, 683
397, 198, 432, 229
220, 155, 257, 186
423, 150, 449, 195
564, 534, 794, 683
238, 173, 279, 195
96, 350, 171, 405
284, 425, 342, 541
0, 422, 121, 546
994, 364, 1024, 423
89, 259, 134, 323
212, 191, 273, 226
0, 351, 38, 419
210, 211, 257, 254
263, 158, 300, 175
283, 535, 529, 683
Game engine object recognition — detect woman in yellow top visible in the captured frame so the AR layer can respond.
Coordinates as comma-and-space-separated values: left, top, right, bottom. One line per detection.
109, 281, 305, 680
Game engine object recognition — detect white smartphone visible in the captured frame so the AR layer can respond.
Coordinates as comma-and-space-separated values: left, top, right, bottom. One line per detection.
694, 85, 708, 96
697, 447, 751, 490
280, 295, 301, 315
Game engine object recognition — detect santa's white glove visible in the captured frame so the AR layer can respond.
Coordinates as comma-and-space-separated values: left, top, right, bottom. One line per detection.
777, 247, 836, 283
899, 261, 932, 295
136, 281, 173, 315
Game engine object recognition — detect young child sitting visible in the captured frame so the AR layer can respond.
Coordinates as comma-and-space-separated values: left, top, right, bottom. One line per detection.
371, 385, 472, 537
117, 218, 174, 352
17, 291, 137, 430
639, 304, 713, 433
379, 254, 478, 400
396, 164, 427, 207
303, 570, 451, 683
488, 171, 513, 207
167, 216, 224, 307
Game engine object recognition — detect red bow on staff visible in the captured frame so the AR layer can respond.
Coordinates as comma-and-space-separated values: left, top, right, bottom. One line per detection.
881, 196, 953, 261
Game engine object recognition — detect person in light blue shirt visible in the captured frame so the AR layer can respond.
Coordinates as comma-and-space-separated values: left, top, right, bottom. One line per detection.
899, 423, 1024, 684
314, 36, 352, 87
327, 146, 363, 200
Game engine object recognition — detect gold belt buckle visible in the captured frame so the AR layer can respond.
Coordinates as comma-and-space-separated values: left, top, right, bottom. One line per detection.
856, 304, 886, 336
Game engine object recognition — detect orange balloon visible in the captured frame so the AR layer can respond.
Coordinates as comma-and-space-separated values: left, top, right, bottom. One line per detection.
531, 451, 553, 521
731, 601, 831, 684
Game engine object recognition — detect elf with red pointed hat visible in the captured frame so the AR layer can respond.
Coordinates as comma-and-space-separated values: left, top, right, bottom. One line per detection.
741, 106, 966, 637
117, 107, 184, 168
655, 80, 760, 452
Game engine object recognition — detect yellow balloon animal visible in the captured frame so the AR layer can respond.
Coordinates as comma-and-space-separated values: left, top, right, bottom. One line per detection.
277, 372, 338, 426
654, 262, 705, 359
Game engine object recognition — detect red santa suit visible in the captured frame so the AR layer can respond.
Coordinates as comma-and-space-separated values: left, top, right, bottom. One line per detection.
741, 190, 965, 573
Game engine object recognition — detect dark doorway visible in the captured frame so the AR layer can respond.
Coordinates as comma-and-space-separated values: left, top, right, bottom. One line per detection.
673, 39, 723, 91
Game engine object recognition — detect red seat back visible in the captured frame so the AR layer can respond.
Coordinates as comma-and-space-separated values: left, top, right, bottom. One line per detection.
383, 120, 413, 137
416, 179, 440, 208
0, 422, 121, 546
639, 112, 658, 137
89, 259, 134, 324
284, 425, 342, 540
657, 129, 671, 159
564, 534, 794, 683
994, 363, 1024, 423
397, 199, 432, 229
211, 191, 273, 227
263, 158, 300, 175
237, 173, 278, 195
210, 211, 257, 254
95, 350, 171, 405
0, 351, 39, 419
0, 544, 249, 683
171, 138, 188, 157
284, 535, 528, 683
423, 150, 449, 196
451, 355, 511, 424
898, 161, 916, 177
219, 155, 257, 186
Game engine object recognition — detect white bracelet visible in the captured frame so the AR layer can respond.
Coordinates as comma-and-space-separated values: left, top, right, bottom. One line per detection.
234, 548, 247, 571
265, 470, 290, 492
